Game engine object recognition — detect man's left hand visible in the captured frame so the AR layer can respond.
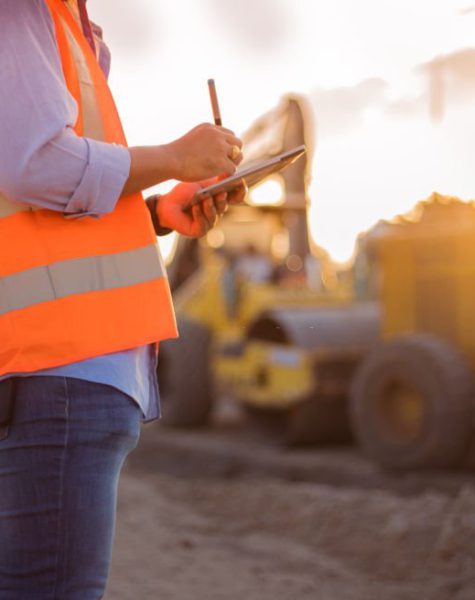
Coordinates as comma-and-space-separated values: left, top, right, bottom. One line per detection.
156, 180, 247, 238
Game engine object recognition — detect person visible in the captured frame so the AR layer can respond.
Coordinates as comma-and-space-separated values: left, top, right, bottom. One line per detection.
235, 243, 273, 284
0, 1, 246, 598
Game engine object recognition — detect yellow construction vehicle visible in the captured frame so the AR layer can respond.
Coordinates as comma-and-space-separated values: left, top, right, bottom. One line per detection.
349, 194, 475, 469
158, 95, 380, 443
159, 95, 475, 470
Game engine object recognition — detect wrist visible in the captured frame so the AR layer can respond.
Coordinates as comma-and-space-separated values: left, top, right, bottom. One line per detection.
146, 195, 173, 236
159, 141, 181, 181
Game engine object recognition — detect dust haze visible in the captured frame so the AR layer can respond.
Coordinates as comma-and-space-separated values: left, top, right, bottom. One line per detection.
312, 47, 475, 137
87, 0, 159, 55
205, 0, 293, 56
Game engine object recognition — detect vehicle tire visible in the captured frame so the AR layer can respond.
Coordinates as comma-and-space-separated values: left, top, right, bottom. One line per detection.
157, 317, 214, 427
349, 334, 475, 469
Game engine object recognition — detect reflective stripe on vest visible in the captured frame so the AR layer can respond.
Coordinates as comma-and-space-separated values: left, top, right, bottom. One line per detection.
58, 8, 105, 140
0, 244, 165, 316
0, 0, 177, 376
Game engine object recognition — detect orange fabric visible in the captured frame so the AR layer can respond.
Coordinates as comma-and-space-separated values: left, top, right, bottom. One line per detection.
50, 8, 84, 136
0, 0, 178, 376
49, 0, 127, 144
0, 279, 175, 376
0, 199, 156, 276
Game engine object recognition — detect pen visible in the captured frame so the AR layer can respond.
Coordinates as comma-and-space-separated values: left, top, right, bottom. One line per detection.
207, 78, 222, 126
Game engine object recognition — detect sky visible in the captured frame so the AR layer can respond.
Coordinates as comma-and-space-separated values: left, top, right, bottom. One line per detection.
88, 0, 475, 262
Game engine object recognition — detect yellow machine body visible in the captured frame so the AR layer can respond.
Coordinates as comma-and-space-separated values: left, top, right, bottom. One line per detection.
373, 195, 475, 367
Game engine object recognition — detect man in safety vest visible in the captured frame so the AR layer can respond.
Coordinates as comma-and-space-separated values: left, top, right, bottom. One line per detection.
0, 1, 245, 598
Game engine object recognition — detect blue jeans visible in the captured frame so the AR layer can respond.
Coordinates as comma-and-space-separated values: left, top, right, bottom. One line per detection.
0, 376, 141, 600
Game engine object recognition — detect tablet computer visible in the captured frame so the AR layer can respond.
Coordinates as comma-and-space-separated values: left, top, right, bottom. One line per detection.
185, 144, 306, 209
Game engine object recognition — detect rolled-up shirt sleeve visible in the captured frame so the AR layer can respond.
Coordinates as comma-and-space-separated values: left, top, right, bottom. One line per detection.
0, 0, 130, 218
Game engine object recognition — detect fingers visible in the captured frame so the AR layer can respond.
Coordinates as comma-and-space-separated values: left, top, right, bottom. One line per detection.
212, 124, 243, 151
158, 181, 232, 239
207, 185, 245, 220
201, 195, 218, 228
217, 126, 240, 139
213, 191, 228, 215
217, 127, 243, 165
188, 187, 241, 238
191, 203, 210, 236
216, 141, 240, 173
222, 157, 238, 175
223, 133, 243, 149
227, 182, 247, 205
228, 147, 243, 166
195, 123, 243, 177
209, 124, 243, 150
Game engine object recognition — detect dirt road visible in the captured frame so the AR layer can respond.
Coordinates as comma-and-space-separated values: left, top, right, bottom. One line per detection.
104, 425, 475, 600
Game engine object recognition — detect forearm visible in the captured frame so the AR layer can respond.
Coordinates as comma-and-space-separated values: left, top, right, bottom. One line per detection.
122, 123, 243, 197
0, 131, 130, 218
121, 145, 179, 197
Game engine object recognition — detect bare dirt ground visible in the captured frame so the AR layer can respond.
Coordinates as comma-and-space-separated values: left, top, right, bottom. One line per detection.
104, 423, 475, 600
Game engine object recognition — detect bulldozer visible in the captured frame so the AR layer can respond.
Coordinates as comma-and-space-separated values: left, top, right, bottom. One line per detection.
158, 95, 475, 470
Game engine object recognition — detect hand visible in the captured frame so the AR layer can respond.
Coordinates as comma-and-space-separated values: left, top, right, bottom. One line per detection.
167, 124, 243, 182
209, 169, 248, 214
157, 181, 218, 238
156, 179, 247, 238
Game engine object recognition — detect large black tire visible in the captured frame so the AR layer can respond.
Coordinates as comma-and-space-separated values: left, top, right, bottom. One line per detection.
349, 334, 475, 469
157, 317, 214, 427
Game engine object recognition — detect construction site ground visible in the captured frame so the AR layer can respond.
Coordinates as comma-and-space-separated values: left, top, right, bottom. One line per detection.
104, 406, 475, 600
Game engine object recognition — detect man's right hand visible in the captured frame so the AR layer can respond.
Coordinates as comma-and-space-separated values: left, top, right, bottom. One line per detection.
167, 123, 243, 181
121, 124, 243, 199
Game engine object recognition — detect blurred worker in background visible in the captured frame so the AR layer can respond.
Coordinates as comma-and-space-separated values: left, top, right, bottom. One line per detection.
236, 243, 274, 284
0, 1, 245, 598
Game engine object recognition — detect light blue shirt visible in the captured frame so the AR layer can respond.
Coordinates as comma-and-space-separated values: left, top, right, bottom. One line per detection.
0, 0, 161, 421
22, 346, 160, 422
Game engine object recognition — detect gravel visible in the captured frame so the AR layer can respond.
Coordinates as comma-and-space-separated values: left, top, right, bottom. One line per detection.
104, 426, 475, 600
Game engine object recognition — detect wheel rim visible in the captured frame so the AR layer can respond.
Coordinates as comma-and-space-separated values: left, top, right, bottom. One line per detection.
377, 379, 426, 443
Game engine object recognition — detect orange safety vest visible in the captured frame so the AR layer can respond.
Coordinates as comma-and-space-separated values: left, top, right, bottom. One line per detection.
0, 0, 178, 377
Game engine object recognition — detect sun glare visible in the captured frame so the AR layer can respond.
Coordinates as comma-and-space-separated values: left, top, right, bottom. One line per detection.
88, 0, 475, 264
249, 178, 284, 206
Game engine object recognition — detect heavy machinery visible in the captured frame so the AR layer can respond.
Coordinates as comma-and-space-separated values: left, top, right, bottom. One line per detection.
159, 95, 475, 470
235, 195, 475, 469
158, 95, 380, 444
350, 194, 475, 469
